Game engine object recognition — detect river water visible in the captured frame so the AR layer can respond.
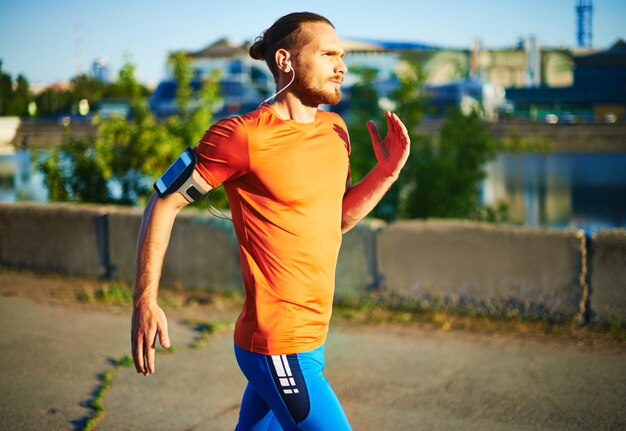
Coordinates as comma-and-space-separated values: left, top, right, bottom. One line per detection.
2, 150, 626, 234
483, 152, 626, 233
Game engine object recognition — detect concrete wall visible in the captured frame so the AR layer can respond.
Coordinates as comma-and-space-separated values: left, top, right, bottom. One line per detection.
0, 202, 109, 276
335, 220, 385, 299
0, 203, 242, 291
590, 229, 626, 324
106, 207, 242, 291
378, 220, 587, 321
1, 202, 624, 323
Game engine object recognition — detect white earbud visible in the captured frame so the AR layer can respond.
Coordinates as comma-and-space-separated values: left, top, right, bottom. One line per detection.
259, 59, 296, 106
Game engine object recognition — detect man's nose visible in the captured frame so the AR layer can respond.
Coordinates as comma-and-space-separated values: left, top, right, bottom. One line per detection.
336, 58, 347, 75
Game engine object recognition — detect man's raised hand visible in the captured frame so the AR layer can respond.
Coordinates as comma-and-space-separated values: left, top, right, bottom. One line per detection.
366, 111, 411, 178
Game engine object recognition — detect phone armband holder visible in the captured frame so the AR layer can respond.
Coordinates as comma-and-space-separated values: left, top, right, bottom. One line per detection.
153, 148, 209, 203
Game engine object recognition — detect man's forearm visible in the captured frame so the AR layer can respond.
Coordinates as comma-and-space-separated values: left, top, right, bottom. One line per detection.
341, 164, 398, 233
134, 193, 185, 305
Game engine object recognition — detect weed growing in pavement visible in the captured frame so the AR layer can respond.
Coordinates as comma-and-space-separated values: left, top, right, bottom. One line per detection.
183, 319, 233, 349
79, 320, 232, 430
82, 355, 134, 431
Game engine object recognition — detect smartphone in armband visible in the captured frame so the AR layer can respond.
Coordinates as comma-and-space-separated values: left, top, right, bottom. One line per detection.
154, 148, 208, 202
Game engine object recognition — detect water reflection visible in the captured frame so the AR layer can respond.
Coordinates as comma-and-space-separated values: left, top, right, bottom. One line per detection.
483, 152, 626, 233
0, 151, 47, 203
2, 150, 626, 234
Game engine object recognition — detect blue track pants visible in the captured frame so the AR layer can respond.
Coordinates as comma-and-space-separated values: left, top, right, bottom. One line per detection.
234, 343, 352, 431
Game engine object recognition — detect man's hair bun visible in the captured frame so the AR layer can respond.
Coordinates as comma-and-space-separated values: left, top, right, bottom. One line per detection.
249, 12, 333, 82
249, 35, 266, 60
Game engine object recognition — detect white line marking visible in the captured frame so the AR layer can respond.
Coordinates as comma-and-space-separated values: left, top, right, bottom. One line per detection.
281, 355, 293, 377
272, 356, 286, 377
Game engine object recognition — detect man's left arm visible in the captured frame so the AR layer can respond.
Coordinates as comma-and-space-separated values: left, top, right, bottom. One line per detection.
341, 111, 410, 233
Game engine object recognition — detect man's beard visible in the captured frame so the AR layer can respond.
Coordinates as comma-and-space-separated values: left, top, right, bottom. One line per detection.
292, 70, 342, 107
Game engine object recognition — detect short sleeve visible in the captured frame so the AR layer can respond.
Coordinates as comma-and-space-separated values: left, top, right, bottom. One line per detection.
193, 116, 250, 187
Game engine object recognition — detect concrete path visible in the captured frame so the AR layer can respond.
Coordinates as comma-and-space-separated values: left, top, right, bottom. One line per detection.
0, 274, 625, 430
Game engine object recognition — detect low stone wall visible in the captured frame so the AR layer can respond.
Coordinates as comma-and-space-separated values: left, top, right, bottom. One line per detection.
0, 202, 109, 276
106, 207, 242, 291
0, 203, 243, 292
1, 202, 623, 323
378, 220, 587, 321
590, 229, 626, 324
335, 220, 385, 299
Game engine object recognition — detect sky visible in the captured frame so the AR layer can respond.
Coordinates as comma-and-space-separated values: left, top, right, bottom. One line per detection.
1, 0, 625, 85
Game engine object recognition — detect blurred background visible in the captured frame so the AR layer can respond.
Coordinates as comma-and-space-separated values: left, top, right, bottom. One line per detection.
1, 0, 625, 234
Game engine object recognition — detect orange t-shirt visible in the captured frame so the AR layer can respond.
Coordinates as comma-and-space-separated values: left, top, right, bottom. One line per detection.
194, 105, 350, 355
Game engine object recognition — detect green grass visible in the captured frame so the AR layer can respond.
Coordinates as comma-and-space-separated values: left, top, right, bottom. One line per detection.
94, 284, 133, 306
79, 318, 232, 430
82, 355, 132, 431
183, 319, 232, 349
75, 283, 133, 306
333, 295, 626, 345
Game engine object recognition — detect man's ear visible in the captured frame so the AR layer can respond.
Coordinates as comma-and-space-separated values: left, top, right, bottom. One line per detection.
275, 49, 291, 72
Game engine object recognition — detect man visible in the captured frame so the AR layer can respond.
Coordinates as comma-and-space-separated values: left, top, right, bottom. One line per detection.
131, 11, 410, 430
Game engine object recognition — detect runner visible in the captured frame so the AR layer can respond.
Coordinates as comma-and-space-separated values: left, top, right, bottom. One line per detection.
131, 11, 410, 430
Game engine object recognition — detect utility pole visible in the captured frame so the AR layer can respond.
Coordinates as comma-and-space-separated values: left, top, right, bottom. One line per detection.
576, 0, 593, 48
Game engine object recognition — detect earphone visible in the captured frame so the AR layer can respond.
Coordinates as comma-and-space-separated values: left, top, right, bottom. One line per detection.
259, 59, 296, 106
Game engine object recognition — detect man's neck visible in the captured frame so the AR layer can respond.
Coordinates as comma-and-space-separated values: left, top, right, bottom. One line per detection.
271, 93, 318, 124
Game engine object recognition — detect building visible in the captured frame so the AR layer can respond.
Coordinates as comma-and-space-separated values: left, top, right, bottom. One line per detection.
91, 57, 111, 83
505, 40, 626, 123
149, 39, 273, 118
149, 36, 588, 121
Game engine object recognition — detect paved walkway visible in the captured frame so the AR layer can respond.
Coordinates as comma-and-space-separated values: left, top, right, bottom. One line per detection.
0, 272, 625, 430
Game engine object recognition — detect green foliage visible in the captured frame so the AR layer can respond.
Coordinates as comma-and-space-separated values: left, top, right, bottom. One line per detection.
37, 55, 222, 206
344, 58, 505, 222
399, 107, 504, 220
33, 87, 74, 118
32, 71, 151, 118
389, 61, 429, 131
380, 61, 430, 221
0, 61, 31, 116
345, 61, 429, 221
344, 66, 384, 182
37, 149, 69, 201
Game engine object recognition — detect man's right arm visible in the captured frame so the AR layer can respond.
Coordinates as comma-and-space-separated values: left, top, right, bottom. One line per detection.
131, 168, 211, 375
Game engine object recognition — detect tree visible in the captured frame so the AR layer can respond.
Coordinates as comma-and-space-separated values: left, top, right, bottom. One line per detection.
0, 61, 32, 117
8, 74, 31, 116
37, 55, 222, 206
0, 63, 12, 115
398, 107, 504, 220
344, 66, 384, 182
354, 58, 508, 223
382, 60, 430, 221
34, 87, 74, 118
344, 65, 418, 221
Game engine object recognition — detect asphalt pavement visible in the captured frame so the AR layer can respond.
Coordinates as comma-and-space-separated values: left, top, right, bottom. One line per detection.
0, 271, 625, 430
